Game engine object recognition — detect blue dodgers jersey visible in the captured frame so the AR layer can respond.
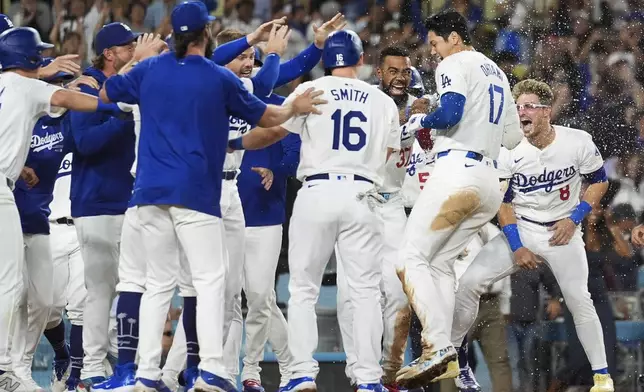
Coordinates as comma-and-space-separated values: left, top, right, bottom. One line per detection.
14, 116, 71, 234
104, 52, 268, 217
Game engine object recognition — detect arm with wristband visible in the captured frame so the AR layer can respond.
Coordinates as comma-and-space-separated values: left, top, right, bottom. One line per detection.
498, 202, 542, 270
548, 167, 608, 246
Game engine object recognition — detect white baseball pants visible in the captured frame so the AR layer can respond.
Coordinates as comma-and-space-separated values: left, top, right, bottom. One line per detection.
135, 205, 228, 381
451, 220, 608, 370
336, 193, 411, 384
221, 180, 245, 382
12, 233, 54, 380
242, 225, 292, 385
75, 215, 123, 379
49, 222, 86, 328
399, 151, 502, 354
288, 178, 384, 385
0, 182, 25, 372
116, 207, 146, 294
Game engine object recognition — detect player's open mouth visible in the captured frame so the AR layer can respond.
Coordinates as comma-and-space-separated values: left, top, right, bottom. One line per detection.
241, 69, 252, 77
390, 83, 405, 94
521, 120, 532, 126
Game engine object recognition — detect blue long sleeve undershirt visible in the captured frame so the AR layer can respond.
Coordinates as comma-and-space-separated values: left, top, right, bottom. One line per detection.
420, 92, 466, 130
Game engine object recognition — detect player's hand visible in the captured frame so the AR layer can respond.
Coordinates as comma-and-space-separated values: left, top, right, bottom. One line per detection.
65, 75, 99, 91
403, 113, 427, 135
20, 167, 39, 188
247, 17, 288, 45
133, 33, 167, 62
513, 247, 541, 270
410, 97, 431, 115
252, 167, 274, 190
39, 54, 81, 80
632, 224, 644, 247
313, 12, 347, 49
292, 88, 327, 115
264, 25, 291, 57
546, 298, 562, 320
548, 217, 576, 246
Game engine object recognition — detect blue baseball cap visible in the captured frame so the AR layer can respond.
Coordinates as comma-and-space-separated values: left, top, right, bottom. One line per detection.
0, 14, 14, 34
95, 22, 140, 54
171, 1, 216, 33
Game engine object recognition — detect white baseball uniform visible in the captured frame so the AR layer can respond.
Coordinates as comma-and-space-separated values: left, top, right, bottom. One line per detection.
48, 153, 86, 329
0, 73, 63, 376
399, 50, 521, 357
281, 76, 400, 386
451, 126, 608, 371
335, 93, 416, 385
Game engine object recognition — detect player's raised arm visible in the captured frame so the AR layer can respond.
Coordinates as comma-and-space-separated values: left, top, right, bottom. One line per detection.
256, 87, 327, 127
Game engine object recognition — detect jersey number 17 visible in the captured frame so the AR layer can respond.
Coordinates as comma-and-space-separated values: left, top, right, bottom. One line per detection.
488, 84, 504, 125
332, 109, 367, 151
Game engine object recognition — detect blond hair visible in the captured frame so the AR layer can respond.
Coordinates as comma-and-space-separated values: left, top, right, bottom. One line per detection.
512, 79, 554, 106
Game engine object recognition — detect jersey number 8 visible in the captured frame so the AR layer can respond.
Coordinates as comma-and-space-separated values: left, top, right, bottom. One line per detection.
332, 109, 367, 151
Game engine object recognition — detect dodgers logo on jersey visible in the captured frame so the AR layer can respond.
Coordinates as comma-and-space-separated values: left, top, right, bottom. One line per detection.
31, 131, 65, 152
229, 116, 251, 136
406, 151, 426, 176
513, 165, 577, 193
57, 153, 73, 178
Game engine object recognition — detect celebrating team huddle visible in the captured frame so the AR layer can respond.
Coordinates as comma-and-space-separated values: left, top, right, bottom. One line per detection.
0, 3, 619, 392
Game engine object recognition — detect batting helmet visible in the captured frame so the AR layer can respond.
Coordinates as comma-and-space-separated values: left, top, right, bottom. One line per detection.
0, 27, 53, 71
322, 30, 363, 70
40, 57, 75, 83
0, 14, 13, 34
409, 66, 426, 98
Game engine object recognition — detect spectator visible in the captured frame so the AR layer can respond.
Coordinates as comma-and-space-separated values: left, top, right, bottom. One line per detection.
9, 0, 53, 39
508, 264, 562, 392
224, 0, 261, 34
126, 1, 152, 33
144, 0, 175, 31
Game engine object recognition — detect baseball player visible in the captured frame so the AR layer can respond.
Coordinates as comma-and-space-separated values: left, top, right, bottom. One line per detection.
47, 149, 89, 392
9, 58, 94, 392
0, 26, 138, 392
230, 29, 399, 392
230, 16, 346, 392
450, 79, 613, 392
333, 45, 421, 392
99, 1, 324, 390
67, 21, 144, 389
393, 11, 522, 388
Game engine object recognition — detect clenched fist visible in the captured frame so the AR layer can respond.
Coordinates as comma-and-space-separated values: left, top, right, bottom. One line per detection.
410, 97, 430, 115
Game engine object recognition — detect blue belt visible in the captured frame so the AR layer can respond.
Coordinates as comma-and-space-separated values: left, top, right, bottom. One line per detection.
521, 216, 557, 227
436, 150, 497, 168
305, 173, 373, 184
223, 171, 237, 180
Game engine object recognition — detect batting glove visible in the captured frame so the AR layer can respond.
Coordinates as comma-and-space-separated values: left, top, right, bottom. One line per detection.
404, 113, 427, 135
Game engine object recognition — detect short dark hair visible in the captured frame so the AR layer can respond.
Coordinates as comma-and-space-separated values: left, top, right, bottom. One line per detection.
215, 28, 245, 47
379, 46, 410, 65
424, 11, 472, 45
174, 28, 206, 59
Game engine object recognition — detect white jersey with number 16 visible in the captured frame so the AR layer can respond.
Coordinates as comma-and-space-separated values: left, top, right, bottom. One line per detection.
432, 50, 520, 160
281, 76, 401, 187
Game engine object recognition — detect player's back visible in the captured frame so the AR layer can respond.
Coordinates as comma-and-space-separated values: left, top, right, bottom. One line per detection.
292, 76, 400, 186
432, 50, 515, 160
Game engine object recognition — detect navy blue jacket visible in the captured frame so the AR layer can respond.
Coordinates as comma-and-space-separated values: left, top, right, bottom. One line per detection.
14, 115, 71, 234
238, 93, 300, 226
69, 66, 135, 217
